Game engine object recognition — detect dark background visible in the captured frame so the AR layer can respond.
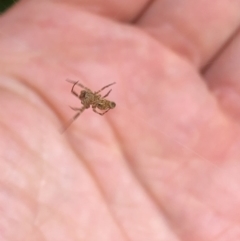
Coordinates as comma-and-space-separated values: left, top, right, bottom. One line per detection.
0, 0, 17, 13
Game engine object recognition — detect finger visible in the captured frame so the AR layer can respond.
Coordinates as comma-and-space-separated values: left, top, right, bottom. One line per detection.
204, 31, 240, 122
49, 0, 152, 21
136, 0, 240, 68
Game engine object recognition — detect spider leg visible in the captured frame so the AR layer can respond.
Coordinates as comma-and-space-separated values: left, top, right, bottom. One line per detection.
66, 79, 85, 88
92, 107, 111, 115
60, 107, 86, 133
69, 106, 83, 111
66, 79, 90, 92
65, 79, 80, 97
95, 82, 116, 94
76, 82, 91, 91
102, 89, 112, 98
66, 79, 77, 84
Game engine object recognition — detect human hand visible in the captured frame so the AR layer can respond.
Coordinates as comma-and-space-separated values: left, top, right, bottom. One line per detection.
1, 0, 240, 240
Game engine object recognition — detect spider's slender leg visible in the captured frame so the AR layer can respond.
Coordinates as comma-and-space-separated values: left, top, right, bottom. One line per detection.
95, 82, 116, 94
76, 83, 91, 91
66, 79, 90, 93
61, 107, 86, 133
66, 79, 86, 89
69, 106, 83, 111
65, 79, 80, 97
92, 108, 110, 115
102, 89, 112, 98
66, 79, 77, 84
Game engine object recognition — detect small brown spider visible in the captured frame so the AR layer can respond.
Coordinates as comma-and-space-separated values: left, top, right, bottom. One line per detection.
61, 79, 116, 132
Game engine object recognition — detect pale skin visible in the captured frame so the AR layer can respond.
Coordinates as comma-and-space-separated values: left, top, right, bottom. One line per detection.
1, 0, 240, 240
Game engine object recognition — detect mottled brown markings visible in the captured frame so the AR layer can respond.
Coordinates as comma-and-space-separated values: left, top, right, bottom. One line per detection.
61, 79, 116, 132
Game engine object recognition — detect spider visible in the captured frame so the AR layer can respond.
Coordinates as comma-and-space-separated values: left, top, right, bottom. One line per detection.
61, 79, 116, 132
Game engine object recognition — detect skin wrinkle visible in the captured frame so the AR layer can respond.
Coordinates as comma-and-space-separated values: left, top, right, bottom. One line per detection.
0, 122, 47, 228
0, 81, 106, 239
165, 161, 240, 227
59, 118, 134, 239
161, 147, 240, 224
70, 118, 180, 240
0, 180, 39, 240
108, 118, 177, 235
131, 0, 155, 23
0, 75, 58, 127
53, 0, 152, 21
0, 115, 45, 176
111, 121, 240, 237
34, 164, 114, 241
53, 148, 131, 239
202, 26, 240, 73
109, 95, 240, 238
115, 94, 225, 164
161, 184, 238, 240
93, 117, 179, 239
108, 87, 232, 237
69, 131, 149, 241
175, 175, 240, 226
64, 142, 132, 241
16, 76, 66, 126
0, 84, 52, 153
35, 137, 129, 241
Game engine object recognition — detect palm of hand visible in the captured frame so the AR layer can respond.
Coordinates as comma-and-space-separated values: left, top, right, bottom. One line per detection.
1, 1, 240, 240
